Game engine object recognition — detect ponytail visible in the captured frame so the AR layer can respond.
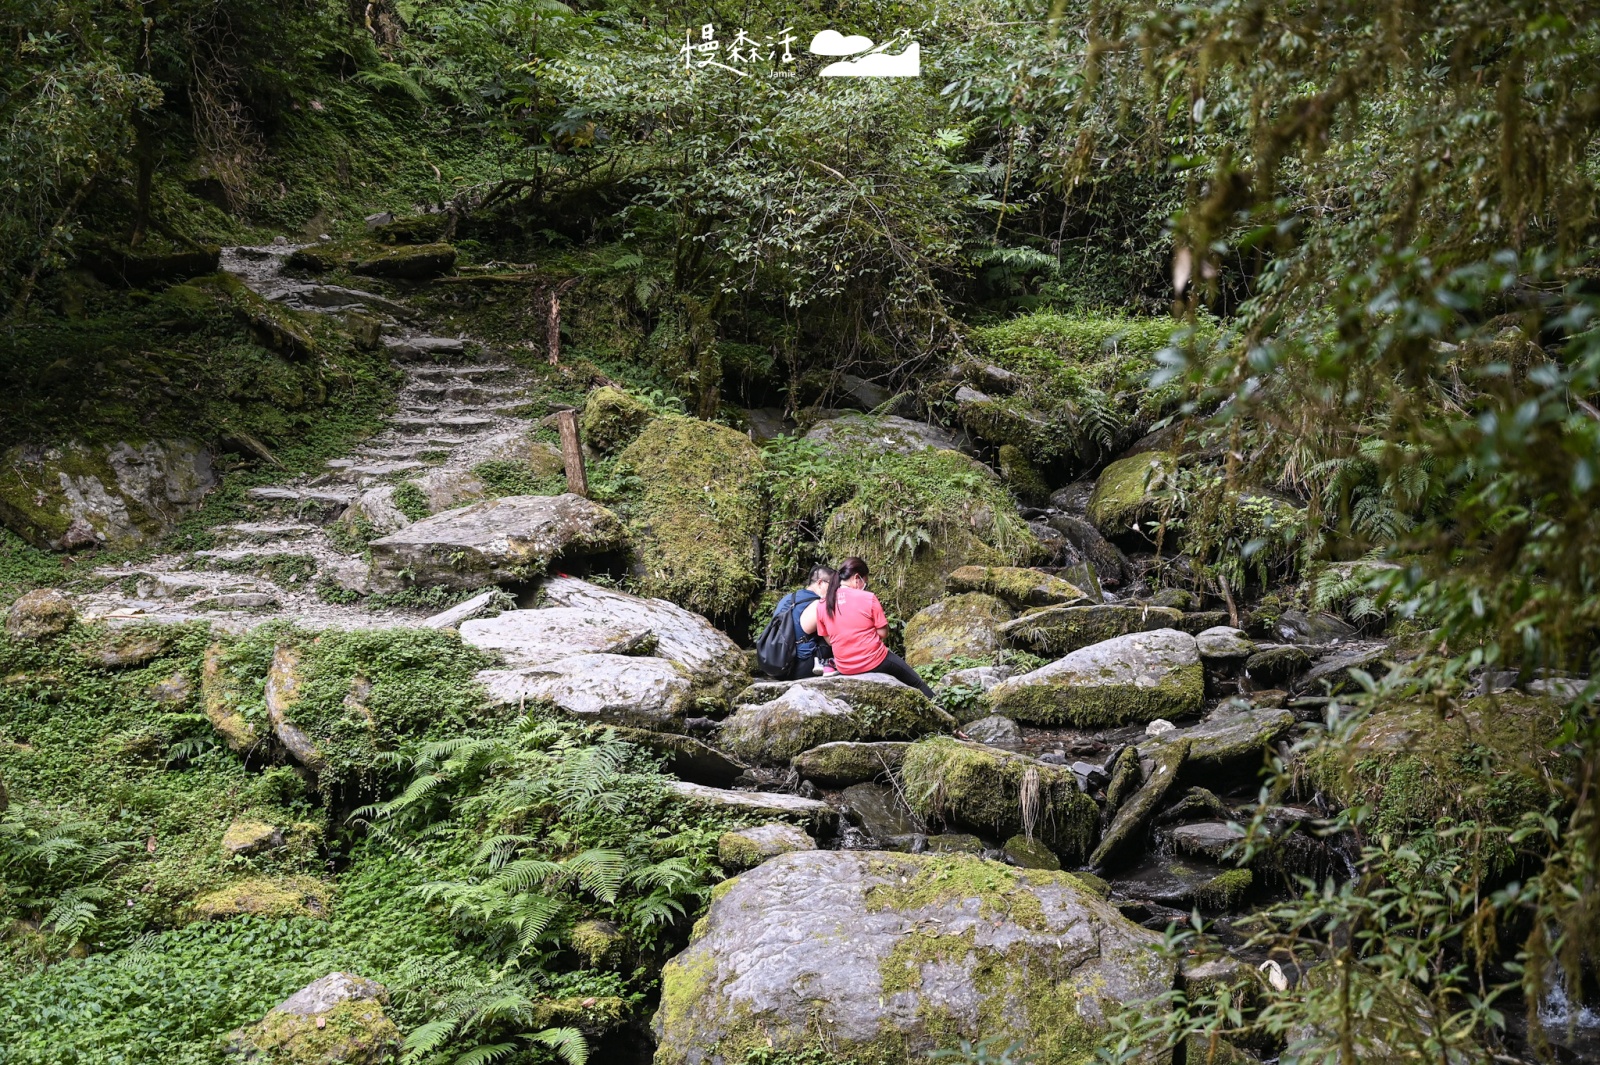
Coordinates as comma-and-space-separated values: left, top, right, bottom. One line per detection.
825, 556, 869, 616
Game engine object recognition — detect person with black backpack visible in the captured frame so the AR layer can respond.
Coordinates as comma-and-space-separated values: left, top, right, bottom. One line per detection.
755, 565, 835, 679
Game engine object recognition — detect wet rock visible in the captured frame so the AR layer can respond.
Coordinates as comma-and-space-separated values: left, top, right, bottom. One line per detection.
1156, 787, 1231, 825
1089, 738, 1188, 870
900, 738, 1099, 862
922, 833, 984, 854
1273, 608, 1357, 645
937, 665, 1015, 692
0, 439, 218, 551
1171, 821, 1246, 863
792, 741, 910, 788
538, 576, 748, 696
1101, 746, 1142, 819
960, 714, 1023, 750
719, 675, 951, 766
201, 643, 260, 753
367, 494, 626, 592
192, 875, 331, 920
667, 781, 836, 833
222, 819, 285, 856
1046, 513, 1129, 588
990, 628, 1204, 727
460, 608, 655, 668
478, 653, 694, 726
5, 590, 74, 638
654, 851, 1172, 1065
1109, 855, 1246, 910
1086, 451, 1174, 538
610, 726, 746, 787
841, 782, 924, 849
903, 593, 1013, 667
1143, 708, 1295, 769
717, 822, 816, 870
352, 242, 456, 279
1002, 834, 1061, 870
238, 972, 399, 1064
999, 603, 1184, 656
1196, 626, 1253, 660
1245, 646, 1311, 687
1048, 480, 1095, 514
1301, 641, 1391, 694
266, 644, 325, 772
804, 413, 970, 456
944, 565, 1089, 608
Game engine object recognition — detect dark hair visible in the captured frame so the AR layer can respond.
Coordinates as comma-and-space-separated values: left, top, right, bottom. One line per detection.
807, 565, 836, 586
824, 557, 869, 616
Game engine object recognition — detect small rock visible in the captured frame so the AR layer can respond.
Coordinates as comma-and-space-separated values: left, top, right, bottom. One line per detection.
1002, 834, 1062, 870
960, 714, 1024, 749
718, 822, 817, 870
1250, 688, 1289, 708
272, 235, 288, 246
363, 211, 395, 228
922, 833, 984, 854
148, 671, 192, 705
5, 589, 74, 639
222, 818, 285, 856
1273, 608, 1357, 644
1171, 821, 1247, 863
1071, 760, 1109, 792
240, 972, 399, 1065
1146, 719, 1176, 736
841, 782, 924, 850
1195, 625, 1254, 660
937, 665, 1015, 692
791, 741, 910, 789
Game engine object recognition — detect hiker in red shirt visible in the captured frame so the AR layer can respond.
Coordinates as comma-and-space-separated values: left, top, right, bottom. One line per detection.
807, 556, 936, 697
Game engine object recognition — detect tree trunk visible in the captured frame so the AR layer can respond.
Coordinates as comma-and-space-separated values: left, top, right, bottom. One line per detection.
557, 409, 587, 498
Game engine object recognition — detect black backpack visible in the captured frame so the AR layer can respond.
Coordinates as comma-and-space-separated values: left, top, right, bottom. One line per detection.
755, 592, 814, 678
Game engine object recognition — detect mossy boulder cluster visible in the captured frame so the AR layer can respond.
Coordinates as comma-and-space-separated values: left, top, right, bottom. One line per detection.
653, 850, 1173, 1065
718, 675, 953, 765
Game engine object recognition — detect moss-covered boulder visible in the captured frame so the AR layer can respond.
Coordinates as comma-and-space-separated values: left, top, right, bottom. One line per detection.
1143, 708, 1296, 769
1086, 451, 1175, 538
478, 653, 695, 726
989, 628, 1204, 726
5, 590, 74, 639
1307, 691, 1567, 846
902, 593, 1013, 667
351, 242, 456, 279
804, 413, 969, 455
1000, 603, 1184, 655
792, 740, 911, 788
222, 818, 285, 856
945, 565, 1089, 608
581, 386, 656, 454
239, 972, 400, 1064
201, 642, 261, 753
653, 850, 1172, 1065
717, 822, 817, 871
192, 875, 331, 920
0, 438, 218, 550
618, 416, 766, 622
900, 737, 1100, 862
718, 676, 953, 766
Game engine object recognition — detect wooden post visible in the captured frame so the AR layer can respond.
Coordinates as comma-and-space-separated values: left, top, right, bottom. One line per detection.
547, 277, 578, 365
556, 409, 588, 498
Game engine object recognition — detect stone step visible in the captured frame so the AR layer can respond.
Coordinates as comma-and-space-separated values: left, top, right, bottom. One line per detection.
193, 546, 317, 565
404, 383, 524, 403
244, 486, 355, 522
325, 459, 427, 477
216, 522, 321, 543
384, 335, 470, 361
392, 415, 499, 431
381, 435, 470, 448
409, 363, 518, 380
349, 446, 456, 462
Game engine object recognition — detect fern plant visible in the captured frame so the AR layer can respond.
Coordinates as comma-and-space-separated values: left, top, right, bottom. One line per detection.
0, 806, 137, 947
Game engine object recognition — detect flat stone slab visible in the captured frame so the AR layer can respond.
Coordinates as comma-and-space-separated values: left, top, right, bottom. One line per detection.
804, 413, 970, 455
477, 653, 692, 726
1195, 626, 1254, 659
667, 782, 836, 830
460, 608, 655, 667
792, 741, 912, 789
720, 675, 952, 766
367, 494, 626, 592
1142, 708, 1296, 767
652, 851, 1172, 1064
1000, 603, 1184, 656
989, 628, 1204, 727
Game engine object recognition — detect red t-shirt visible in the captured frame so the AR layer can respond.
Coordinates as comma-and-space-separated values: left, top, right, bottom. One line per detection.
816, 585, 889, 674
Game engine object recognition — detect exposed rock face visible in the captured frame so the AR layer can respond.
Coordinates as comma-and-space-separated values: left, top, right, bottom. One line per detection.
989, 629, 1205, 726
240, 972, 400, 1064
902, 592, 1013, 667
367, 494, 626, 592
653, 851, 1173, 1065
478, 653, 694, 726
201, 643, 260, 753
944, 565, 1089, 608
352, 241, 456, 278
804, 413, 970, 455
460, 608, 655, 668
0, 439, 218, 550
537, 576, 747, 695
5, 589, 74, 638
900, 738, 1100, 862
1086, 451, 1174, 537
266, 644, 326, 772
718, 675, 953, 765
1000, 603, 1184, 655
792, 741, 910, 788
717, 822, 816, 870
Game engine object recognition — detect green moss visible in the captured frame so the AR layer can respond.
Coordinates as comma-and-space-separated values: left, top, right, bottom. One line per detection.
991, 660, 1205, 727
1000, 603, 1183, 655
248, 995, 400, 1064
898, 739, 1099, 861
997, 444, 1049, 504
864, 853, 1050, 928
190, 875, 332, 920
944, 565, 1087, 608
581, 386, 657, 454
1086, 451, 1175, 535
568, 918, 625, 967
1194, 868, 1253, 909
618, 415, 766, 623
390, 480, 431, 522
902, 593, 1012, 668
656, 949, 723, 1064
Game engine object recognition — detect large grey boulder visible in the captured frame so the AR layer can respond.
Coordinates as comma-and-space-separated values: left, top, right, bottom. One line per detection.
1143, 708, 1296, 768
718, 675, 953, 765
1000, 603, 1184, 656
366, 494, 625, 592
989, 629, 1204, 727
804, 413, 969, 456
460, 608, 655, 668
538, 576, 746, 693
5, 589, 74, 638
653, 850, 1173, 1065
478, 653, 693, 726
0, 439, 217, 550
902, 592, 1012, 667
237, 972, 399, 1064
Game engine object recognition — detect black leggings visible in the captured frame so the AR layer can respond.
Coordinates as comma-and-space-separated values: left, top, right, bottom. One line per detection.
854, 650, 936, 699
